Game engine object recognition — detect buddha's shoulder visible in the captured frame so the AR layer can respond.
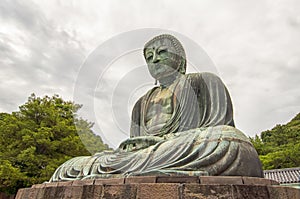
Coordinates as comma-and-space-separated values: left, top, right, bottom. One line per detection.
184, 72, 221, 81
132, 86, 160, 107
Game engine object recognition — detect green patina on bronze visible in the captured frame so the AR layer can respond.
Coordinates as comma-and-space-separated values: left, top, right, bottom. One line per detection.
49, 34, 263, 182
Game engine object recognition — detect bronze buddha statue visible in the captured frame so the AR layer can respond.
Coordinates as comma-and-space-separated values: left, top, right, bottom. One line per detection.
50, 34, 263, 182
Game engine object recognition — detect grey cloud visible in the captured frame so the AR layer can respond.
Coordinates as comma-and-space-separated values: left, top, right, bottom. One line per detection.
0, 0, 87, 113
0, 0, 299, 148
0, 0, 48, 34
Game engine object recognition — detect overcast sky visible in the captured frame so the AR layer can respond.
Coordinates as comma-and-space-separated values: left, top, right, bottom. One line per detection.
1, 0, 299, 149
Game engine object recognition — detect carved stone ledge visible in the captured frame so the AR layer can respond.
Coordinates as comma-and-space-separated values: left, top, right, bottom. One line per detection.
16, 176, 298, 199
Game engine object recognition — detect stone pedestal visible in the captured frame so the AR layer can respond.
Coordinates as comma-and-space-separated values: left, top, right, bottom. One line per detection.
16, 176, 300, 199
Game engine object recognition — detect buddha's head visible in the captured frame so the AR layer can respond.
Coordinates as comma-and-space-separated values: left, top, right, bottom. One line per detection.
143, 34, 186, 84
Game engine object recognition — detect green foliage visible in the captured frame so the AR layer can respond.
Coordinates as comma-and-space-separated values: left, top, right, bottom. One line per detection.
0, 94, 109, 194
250, 113, 300, 170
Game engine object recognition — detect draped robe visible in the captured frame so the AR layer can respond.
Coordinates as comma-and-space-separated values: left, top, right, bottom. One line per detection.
49, 73, 263, 182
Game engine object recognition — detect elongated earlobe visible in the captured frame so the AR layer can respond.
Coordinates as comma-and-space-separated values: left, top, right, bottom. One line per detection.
179, 59, 186, 74
155, 79, 158, 85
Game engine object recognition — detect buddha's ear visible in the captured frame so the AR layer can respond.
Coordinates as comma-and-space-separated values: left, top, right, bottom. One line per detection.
179, 58, 186, 74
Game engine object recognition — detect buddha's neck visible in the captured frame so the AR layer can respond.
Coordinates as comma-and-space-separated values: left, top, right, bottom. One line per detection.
159, 73, 182, 88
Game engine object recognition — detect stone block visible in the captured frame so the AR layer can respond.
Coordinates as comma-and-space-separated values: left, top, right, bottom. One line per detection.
270, 179, 280, 185
15, 188, 24, 199
59, 185, 83, 199
61, 185, 73, 199
242, 177, 271, 185
48, 181, 72, 199
43, 187, 59, 199
233, 185, 269, 199
58, 181, 73, 187
70, 186, 84, 199
157, 176, 199, 183
53, 185, 66, 198
200, 176, 243, 185
45, 182, 58, 187
184, 184, 234, 199
18, 188, 31, 199
137, 183, 182, 199
102, 184, 137, 199
284, 186, 300, 199
31, 183, 44, 188
125, 176, 157, 184
72, 179, 94, 186
15, 176, 300, 199
267, 186, 288, 199
268, 185, 300, 199
93, 185, 104, 198
81, 185, 103, 199
35, 185, 47, 199
29, 188, 40, 199
94, 178, 125, 185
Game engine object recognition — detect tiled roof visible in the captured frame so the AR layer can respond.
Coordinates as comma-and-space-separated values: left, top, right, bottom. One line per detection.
264, 167, 300, 184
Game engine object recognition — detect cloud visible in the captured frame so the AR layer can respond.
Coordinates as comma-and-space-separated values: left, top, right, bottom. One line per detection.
0, 0, 299, 148
0, 0, 88, 111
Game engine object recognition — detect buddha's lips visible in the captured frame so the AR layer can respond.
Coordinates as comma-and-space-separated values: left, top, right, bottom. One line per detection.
152, 64, 175, 72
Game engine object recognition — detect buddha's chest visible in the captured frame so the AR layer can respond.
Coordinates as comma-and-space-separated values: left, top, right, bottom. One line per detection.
145, 88, 175, 131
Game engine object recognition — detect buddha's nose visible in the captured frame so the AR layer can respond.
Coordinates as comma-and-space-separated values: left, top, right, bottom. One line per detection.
152, 53, 160, 63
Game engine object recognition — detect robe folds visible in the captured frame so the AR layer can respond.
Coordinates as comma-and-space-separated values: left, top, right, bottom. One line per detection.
49, 73, 263, 182
130, 72, 235, 137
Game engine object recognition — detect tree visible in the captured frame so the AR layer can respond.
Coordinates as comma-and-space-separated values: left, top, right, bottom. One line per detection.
0, 94, 109, 194
250, 113, 300, 170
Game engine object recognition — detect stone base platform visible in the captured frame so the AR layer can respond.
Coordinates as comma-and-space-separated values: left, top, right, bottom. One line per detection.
16, 176, 300, 199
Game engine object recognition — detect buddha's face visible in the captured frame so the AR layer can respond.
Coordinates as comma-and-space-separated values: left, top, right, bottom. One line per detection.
144, 39, 181, 81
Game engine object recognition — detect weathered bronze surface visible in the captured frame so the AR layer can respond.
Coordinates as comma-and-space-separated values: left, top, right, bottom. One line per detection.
50, 34, 263, 182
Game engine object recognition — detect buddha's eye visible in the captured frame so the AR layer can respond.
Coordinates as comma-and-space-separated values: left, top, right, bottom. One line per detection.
146, 55, 153, 61
158, 49, 167, 55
